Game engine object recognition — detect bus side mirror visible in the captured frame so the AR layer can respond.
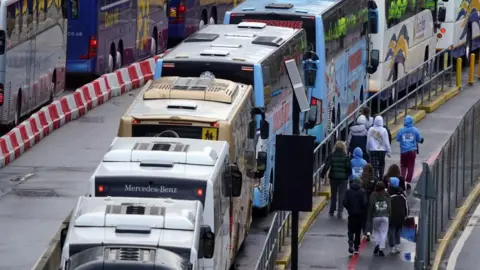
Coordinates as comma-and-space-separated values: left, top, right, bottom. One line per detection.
367, 1, 378, 34
438, 7, 446, 22
256, 151, 267, 178
260, 119, 270, 139
248, 120, 256, 139
230, 164, 243, 197
201, 225, 215, 259
367, 49, 380, 74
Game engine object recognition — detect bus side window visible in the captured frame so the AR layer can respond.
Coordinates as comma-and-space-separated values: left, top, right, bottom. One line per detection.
70, 0, 79, 19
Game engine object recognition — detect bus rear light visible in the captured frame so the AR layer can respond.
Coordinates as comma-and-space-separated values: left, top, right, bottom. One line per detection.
163, 63, 175, 68
210, 122, 219, 127
88, 36, 97, 58
229, 204, 233, 236
311, 98, 318, 105
132, 119, 140, 124
0, 83, 4, 106
196, 188, 203, 196
440, 28, 446, 34
241, 66, 253, 71
97, 185, 105, 193
171, 2, 185, 24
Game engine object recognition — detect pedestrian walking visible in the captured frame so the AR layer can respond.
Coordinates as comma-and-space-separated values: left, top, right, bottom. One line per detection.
383, 164, 406, 191
367, 116, 392, 179
387, 177, 409, 254
396, 115, 424, 190
361, 107, 374, 129
321, 141, 351, 218
347, 115, 369, 161
343, 177, 368, 254
368, 181, 391, 256
351, 147, 367, 180
361, 163, 376, 241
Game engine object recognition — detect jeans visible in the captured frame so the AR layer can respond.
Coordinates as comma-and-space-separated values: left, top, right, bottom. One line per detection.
329, 180, 348, 214
388, 225, 402, 247
401, 150, 417, 183
372, 216, 389, 249
348, 215, 364, 248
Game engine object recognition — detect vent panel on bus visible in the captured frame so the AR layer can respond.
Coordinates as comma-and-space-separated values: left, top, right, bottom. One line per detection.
265, 3, 294, 9
144, 77, 239, 104
106, 247, 155, 262
133, 142, 189, 152
252, 36, 284, 47
106, 203, 166, 216
184, 33, 219, 42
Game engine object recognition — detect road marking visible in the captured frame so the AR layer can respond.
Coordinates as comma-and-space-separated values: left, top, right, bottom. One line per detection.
446, 201, 480, 270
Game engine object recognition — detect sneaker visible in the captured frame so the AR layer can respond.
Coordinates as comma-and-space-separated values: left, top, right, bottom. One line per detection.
348, 241, 354, 254
373, 245, 379, 255
389, 247, 397, 254
407, 183, 412, 190
354, 247, 360, 254
329, 212, 334, 217
394, 246, 401, 254
337, 213, 343, 219
366, 233, 371, 241
379, 249, 385, 257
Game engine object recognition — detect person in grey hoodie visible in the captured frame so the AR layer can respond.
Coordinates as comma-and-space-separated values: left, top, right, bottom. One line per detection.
366, 116, 392, 179
368, 181, 391, 256
347, 115, 369, 162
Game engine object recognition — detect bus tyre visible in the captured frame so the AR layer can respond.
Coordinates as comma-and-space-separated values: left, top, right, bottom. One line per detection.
150, 37, 156, 56
108, 53, 114, 73
260, 184, 273, 217
209, 17, 215, 24
199, 19, 206, 29
115, 51, 122, 69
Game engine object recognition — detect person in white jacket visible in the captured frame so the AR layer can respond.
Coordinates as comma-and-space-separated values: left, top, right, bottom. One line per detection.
367, 116, 392, 179
361, 107, 374, 129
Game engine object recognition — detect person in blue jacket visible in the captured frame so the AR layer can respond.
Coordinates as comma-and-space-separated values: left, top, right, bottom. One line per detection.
351, 147, 368, 180
396, 115, 424, 190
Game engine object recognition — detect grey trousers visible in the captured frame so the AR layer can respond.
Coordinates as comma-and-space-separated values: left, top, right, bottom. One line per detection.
329, 180, 348, 214
373, 216, 389, 249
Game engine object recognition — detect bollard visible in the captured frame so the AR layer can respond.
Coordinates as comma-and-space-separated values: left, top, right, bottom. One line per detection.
457, 58, 462, 88
469, 53, 475, 85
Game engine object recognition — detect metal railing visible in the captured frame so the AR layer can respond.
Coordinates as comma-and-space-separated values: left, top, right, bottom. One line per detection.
415, 100, 480, 269
254, 47, 455, 270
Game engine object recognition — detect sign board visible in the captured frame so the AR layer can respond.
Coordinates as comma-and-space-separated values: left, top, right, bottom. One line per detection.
284, 59, 310, 113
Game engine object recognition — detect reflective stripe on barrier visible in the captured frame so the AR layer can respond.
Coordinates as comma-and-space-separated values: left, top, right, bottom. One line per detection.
0, 53, 165, 167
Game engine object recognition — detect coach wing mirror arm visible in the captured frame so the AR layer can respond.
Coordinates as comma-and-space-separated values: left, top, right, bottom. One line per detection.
230, 164, 243, 197
367, 0, 379, 34
200, 225, 215, 258
367, 49, 380, 74
248, 107, 270, 139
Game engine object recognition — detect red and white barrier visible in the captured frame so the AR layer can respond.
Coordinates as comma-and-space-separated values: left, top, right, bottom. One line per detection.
0, 54, 163, 167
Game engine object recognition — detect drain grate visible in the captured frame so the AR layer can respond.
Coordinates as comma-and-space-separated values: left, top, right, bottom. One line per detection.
79, 116, 104, 123
14, 189, 58, 197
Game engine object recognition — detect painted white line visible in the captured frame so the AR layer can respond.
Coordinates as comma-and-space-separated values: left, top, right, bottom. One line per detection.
446, 202, 480, 270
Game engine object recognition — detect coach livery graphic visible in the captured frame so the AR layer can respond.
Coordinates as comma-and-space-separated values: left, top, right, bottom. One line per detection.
385, 25, 409, 82
457, 0, 480, 41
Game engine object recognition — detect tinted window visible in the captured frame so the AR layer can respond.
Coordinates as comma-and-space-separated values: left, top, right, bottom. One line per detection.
132, 124, 206, 139
0, 31, 5, 55
70, 0, 79, 19
323, 0, 368, 60
95, 176, 207, 205
229, 13, 316, 52
162, 61, 254, 85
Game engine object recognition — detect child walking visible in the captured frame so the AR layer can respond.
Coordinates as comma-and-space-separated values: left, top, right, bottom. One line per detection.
361, 164, 375, 241
343, 177, 368, 254
368, 181, 391, 256
396, 115, 424, 190
351, 147, 367, 180
388, 177, 409, 254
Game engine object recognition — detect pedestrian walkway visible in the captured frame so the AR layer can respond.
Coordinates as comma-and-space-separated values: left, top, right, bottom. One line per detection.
283, 79, 480, 269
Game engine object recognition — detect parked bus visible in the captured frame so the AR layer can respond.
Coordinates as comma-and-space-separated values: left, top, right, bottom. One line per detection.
0, 0, 67, 128
117, 76, 257, 260
88, 138, 243, 270
66, 0, 168, 76
166, 0, 243, 46
225, 0, 379, 140
436, 0, 476, 59
153, 23, 305, 214
368, 0, 437, 100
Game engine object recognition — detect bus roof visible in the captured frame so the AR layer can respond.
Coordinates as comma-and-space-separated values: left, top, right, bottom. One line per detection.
68, 197, 200, 250
73, 197, 201, 230
230, 0, 337, 15
127, 77, 252, 121
95, 137, 228, 181
162, 23, 303, 65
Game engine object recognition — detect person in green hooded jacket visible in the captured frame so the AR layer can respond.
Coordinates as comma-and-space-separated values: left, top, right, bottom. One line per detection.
368, 181, 391, 256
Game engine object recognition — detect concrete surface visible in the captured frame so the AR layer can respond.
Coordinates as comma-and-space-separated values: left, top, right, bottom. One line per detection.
288, 78, 480, 269
0, 89, 141, 269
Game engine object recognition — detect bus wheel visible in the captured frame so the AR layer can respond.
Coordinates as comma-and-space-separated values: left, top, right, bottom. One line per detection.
150, 37, 156, 56
117, 41, 124, 69
199, 10, 208, 29
260, 183, 273, 217
14, 91, 21, 127
108, 44, 116, 73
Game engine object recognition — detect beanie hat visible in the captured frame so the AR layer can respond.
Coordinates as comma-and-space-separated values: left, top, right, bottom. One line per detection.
390, 177, 400, 187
